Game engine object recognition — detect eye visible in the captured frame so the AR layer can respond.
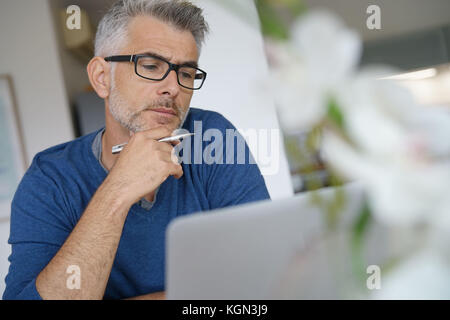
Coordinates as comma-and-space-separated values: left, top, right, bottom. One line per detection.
143, 64, 158, 71
180, 71, 194, 79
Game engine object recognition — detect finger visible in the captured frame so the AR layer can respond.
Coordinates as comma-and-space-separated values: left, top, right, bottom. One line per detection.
156, 141, 175, 153
170, 163, 183, 179
156, 143, 181, 166
159, 150, 180, 167
139, 126, 173, 141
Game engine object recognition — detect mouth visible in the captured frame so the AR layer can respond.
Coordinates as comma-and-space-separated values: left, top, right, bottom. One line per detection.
150, 107, 177, 117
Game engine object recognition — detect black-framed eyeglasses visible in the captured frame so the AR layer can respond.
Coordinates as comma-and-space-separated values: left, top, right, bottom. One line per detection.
104, 54, 207, 90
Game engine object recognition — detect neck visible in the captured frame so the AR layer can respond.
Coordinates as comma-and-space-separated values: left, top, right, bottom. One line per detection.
101, 109, 130, 172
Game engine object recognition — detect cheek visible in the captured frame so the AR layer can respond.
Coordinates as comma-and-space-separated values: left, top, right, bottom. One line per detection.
180, 91, 194, 110
116, 72, 146, 106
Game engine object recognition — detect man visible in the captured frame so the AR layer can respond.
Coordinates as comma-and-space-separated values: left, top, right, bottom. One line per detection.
3, 0, 270, 300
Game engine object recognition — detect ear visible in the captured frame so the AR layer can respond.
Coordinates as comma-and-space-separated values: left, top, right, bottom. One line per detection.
87, 57, 111, 99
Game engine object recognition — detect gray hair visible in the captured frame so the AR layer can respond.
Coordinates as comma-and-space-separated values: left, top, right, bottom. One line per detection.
95, 0, 209, 57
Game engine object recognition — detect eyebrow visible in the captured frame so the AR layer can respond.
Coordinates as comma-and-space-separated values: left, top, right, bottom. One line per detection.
140, 51, 199, 68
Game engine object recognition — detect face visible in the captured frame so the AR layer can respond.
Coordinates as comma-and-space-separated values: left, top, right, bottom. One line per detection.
108, 16, 199, 133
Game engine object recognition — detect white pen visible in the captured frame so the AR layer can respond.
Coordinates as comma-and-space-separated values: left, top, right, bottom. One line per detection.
112, 132, 195, 154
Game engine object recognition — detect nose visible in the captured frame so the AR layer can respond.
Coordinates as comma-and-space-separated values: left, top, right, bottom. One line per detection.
156, 69, 180, 97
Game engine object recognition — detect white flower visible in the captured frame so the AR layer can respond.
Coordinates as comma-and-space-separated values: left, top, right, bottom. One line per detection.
335, 69, 420, 160
267, 40, 325, 132
267, 10, 362, 132
290, 10, 361, 88
267, 9, 450, 228
322, 71, 450, 226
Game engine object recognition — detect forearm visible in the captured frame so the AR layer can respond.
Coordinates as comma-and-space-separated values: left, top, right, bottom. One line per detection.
36, 180, 132, 300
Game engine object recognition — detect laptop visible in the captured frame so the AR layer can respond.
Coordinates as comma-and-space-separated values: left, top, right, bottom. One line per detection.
166, 183, 390, 299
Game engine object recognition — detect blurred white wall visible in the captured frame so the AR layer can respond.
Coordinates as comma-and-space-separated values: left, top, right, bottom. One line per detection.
192, 0, 293, 200
0, 0, 75, 296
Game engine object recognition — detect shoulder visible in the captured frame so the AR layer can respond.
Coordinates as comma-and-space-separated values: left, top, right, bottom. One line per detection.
12, 129, 102, 216
25, 129, 101, 179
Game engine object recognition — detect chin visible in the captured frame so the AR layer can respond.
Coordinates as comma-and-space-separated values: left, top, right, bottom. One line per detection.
154, 116, 180, 129
136, 111, 179, 130
138, 117, 180, 133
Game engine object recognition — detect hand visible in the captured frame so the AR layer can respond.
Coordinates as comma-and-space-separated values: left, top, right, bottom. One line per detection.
105, 127, 183, 206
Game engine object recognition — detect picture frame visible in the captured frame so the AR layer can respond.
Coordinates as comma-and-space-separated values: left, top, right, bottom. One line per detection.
0, 75, 27, 220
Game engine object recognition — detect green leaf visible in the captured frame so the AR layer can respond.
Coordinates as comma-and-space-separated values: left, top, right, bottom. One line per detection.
353, 201, 372, 240
327, 98, 345, 130
283, 0, 307, 16
351, 200, 372, 283
256, 1, 290, 39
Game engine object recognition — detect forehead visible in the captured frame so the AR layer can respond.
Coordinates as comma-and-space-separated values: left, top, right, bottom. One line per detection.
124, 15, 199, 64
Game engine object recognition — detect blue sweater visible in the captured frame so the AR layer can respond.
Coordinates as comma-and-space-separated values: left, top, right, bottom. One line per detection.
3, 108, 270, 300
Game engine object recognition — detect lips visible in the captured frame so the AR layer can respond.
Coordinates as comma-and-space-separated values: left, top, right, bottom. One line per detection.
151, 108, 177, 116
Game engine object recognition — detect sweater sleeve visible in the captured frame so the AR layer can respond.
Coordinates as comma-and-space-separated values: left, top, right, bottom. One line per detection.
2, 155, 73, 300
